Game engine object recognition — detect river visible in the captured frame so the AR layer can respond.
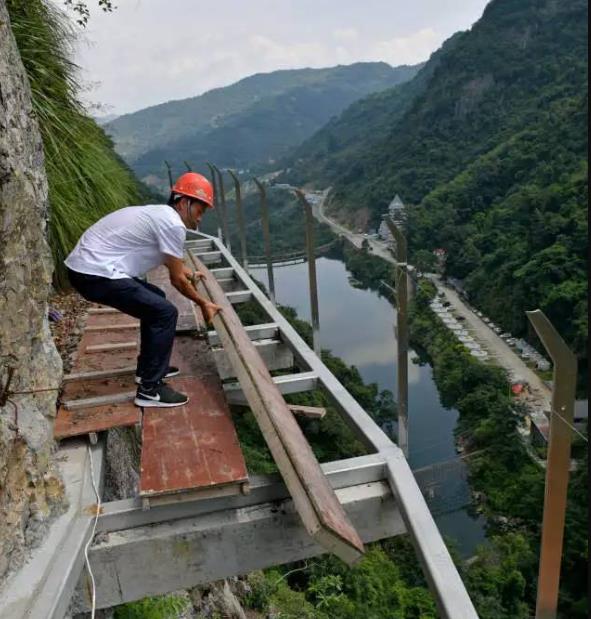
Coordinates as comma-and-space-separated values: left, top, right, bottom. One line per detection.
252, 255, 487, 557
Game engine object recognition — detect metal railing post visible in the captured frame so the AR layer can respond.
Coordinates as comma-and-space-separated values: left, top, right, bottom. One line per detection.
164, 160, 173, 190
385, 218, 409, 458
205, 162, 223, 242
295, 190, 321, 357
214, 165, 232, 253
183, 160, 192, 171
526, 310, 578, 619
253, 178, 276, 306
228, 170, 248, 271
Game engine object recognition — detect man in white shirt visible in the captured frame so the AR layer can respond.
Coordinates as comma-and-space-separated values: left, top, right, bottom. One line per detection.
65, 172, 221, 408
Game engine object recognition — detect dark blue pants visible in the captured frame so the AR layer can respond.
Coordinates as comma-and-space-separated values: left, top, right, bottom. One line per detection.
67, 268, 178, 389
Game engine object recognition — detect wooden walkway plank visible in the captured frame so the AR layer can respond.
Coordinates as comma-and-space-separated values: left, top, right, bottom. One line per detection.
54, 402, 140, 440
139, 375, 248, 500
188, 251, 365, 564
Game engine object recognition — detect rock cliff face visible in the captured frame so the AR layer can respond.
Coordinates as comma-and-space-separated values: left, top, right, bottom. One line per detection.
0, 0, 66, 583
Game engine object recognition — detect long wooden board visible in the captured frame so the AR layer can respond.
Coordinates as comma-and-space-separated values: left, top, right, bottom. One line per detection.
147, 263, 206, 333
188, 250, 365, 564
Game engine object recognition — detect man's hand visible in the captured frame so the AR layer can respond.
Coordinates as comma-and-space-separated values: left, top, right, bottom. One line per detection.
183, 266, 205, 284
200, 300, 222, 324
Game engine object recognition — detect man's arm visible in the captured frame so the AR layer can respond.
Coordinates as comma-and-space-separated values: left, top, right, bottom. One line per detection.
164, 255, 222, 323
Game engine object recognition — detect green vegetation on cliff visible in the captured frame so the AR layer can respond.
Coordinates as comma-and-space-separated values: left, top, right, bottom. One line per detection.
283, 0, 588, 380
7, 0, 155, 283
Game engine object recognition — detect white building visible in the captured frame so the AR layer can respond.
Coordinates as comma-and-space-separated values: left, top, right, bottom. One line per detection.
378, 194, 407, 242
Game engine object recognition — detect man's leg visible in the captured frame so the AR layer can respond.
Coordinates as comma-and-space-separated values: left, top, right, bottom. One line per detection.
68, 270, 185, 407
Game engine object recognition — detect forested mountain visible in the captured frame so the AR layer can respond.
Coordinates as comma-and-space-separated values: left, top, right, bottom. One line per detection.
284, 0, 588, 372
106, 62, 420, 190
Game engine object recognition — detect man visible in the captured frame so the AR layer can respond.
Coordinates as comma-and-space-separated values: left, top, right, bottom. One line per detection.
65, 172, 222, 408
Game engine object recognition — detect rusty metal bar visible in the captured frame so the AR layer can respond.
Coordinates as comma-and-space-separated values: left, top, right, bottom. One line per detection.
385, 218, 409, 458
227, 170, 248, 271
295, 190, 321, 357
214, 165, 232, 253
205, 162, 223, 241
253, 178, 276, 306
526, 310, 577, 619
164, 160, 173, 190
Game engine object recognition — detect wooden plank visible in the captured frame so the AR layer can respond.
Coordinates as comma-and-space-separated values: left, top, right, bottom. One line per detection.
54, 402, 140, 440
62, 373, 136, 402
147, 264, 206, 333
83, 329, 139, 347
85, 313, 139, 328
85, 324, 139, 333
188, 251, 365, 564
64, 367, 136, 383
86, 342, 137, 353
289, 405, 327, 419
139, 376, 248, 498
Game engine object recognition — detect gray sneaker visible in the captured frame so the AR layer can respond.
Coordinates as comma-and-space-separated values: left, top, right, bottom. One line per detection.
134, 382, 189, 408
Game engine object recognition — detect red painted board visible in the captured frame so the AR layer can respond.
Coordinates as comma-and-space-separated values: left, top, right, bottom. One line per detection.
54, 402, 140, 439
139, 376, 248, 497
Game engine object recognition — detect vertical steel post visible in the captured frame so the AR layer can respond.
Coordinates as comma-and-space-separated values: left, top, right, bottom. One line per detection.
164, 160, 173, 190
526, 310, 577, 619
253, 178, 276, 306
205, 162, 223, 242
295, 190, 321, 357
183, 160, 192, 171
228, 170, 248, 271
213, 164, 231, 252
385, 218, 409, 458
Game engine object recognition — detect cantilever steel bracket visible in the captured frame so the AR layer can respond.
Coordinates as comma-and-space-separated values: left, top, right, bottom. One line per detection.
252, 177, 276, 305
227, 169, 248, 270
527, 310, 577, 619
294, 190, 321, 357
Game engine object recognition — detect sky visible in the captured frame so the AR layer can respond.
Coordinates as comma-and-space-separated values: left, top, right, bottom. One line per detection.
58, 0, 491, 117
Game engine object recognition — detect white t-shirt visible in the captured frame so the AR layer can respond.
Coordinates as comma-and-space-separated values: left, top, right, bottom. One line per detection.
65, 205, 186, 279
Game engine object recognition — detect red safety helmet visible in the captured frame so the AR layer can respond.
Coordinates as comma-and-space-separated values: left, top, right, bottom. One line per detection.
171, 172, 214, 208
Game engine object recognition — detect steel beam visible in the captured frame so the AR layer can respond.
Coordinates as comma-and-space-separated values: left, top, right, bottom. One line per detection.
386, 451, 479, 619
385, 218, 409, 457
253, 178, 276, 305
207, 322, 279, 346
527, 310, 577, 619
76, 481, 404, 611
228, 169, 248, 270
295, 190, 321, 357
223, 371, 318, 405
212, 339, 294, 380
96, 454, 387, 533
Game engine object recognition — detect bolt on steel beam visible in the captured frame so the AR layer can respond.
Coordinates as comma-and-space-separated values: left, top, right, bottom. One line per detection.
385, 218, 409, 458
205, 162, 223, 242
526, 310, 577, 619
253, 178, 276, 306
295, 190, 321, 357
227, 169, 248, 271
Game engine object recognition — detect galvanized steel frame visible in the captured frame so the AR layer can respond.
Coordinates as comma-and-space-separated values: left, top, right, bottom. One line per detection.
187, 231, 479, 618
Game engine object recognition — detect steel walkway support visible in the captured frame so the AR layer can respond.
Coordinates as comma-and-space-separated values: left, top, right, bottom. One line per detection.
295, 190, 321, 356
385, 218, 409, 457
527, 310, 577, 619
253, 177, 276, 305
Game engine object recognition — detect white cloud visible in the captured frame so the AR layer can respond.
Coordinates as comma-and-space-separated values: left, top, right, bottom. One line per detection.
333, 27, 359, 42
368, 28, 443, 65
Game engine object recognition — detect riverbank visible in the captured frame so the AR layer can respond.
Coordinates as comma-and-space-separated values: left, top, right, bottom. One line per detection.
409, 280, 588, 618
